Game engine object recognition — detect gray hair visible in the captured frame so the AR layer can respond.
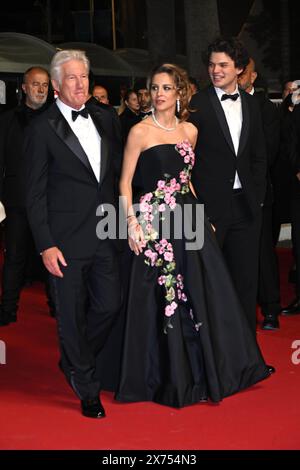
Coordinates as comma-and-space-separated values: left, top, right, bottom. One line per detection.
50, 49, 90, 84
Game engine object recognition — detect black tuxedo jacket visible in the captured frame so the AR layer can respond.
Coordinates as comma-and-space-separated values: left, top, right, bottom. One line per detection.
253, 91, 280, 206
25, 101, 122, 258
291, 104, 300, 199
119, 107, 141, 143
189, 86, 267, 223
0, 103, 48, 208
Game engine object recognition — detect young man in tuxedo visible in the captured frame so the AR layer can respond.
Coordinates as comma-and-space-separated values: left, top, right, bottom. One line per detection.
25, 50, 122, 418
189, 38, 267, 335
238, 58, 281, 330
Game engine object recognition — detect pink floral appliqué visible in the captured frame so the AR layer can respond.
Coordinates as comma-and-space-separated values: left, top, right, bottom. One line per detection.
139, 140, 195, 333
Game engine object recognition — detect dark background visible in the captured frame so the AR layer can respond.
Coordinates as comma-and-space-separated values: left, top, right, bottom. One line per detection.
0, 1, 299, 106
0, 1, 299, 77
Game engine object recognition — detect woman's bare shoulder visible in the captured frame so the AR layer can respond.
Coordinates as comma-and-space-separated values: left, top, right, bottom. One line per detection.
182, 120, 198, 134
181, 121, 198, 145
126, 119, 153, 153
130, 117, 152, 137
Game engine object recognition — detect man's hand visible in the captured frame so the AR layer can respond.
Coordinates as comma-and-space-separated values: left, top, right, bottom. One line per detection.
296, 172, 300, 181
42, 247, 67, 277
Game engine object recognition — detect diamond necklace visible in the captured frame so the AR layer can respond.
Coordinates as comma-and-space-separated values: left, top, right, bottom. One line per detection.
152, 112, 178, 131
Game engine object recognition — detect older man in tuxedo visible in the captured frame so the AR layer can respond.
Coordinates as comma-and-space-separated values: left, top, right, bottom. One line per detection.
190, 38, 267, 334
25, 50, 122, 418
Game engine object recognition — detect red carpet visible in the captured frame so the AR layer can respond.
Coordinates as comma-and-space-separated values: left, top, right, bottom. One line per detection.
0, 248, 299, 450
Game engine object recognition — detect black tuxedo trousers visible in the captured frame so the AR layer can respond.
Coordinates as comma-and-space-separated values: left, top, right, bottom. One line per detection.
258, 204, 281, 315
213, 191, 262, 333
1, 208, 34, 314
52, 240, 121, 400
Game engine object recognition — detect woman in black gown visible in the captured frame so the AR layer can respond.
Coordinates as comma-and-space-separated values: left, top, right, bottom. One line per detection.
116, 64, 272, 408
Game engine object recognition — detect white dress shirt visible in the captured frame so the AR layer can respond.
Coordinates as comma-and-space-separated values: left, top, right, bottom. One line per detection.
56, 98, 101, 182
215, 86, 242, 189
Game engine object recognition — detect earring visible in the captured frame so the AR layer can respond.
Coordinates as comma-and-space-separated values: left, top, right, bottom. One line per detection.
176, 98, 180, 113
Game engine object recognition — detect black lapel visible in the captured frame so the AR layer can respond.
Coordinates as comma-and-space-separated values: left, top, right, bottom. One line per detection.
90, 110, 109, 187
208, 86, 235, 155
237, 90, 250, 157
48, 104, 95, 177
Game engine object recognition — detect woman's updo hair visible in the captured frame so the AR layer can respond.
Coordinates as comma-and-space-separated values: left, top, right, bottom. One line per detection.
147, 63, 192, 121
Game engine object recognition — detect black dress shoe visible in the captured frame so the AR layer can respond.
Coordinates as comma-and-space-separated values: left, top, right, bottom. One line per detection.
49, 306, 56, 318
23, 278, 34, 287
262, 314, 280, 330
0, 312, 17, 326
0, 316, 10, 327
81, 397, 106, 419
266, 364, 276, 374
288, 267, 296, 284
281, 298, 300, 315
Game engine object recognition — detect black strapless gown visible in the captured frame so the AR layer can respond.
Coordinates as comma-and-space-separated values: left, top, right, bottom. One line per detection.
116, 142, 270, 408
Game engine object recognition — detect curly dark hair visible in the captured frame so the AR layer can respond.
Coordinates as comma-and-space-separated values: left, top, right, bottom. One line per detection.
203, 37, 250, 73
147, 63, 191, 121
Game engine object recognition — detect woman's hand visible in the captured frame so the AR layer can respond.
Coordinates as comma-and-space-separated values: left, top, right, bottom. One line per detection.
128, 218, 145, 255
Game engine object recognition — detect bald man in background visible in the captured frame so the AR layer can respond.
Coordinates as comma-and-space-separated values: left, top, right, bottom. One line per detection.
0, 67, 51, 326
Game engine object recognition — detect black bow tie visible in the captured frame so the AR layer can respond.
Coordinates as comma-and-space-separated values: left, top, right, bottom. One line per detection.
140, 110, 152, 118
71, 108, 89, 121
221, 93, 239, 101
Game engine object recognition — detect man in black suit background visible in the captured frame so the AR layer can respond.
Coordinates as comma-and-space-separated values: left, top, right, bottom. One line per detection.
0, 67, 50, 326
25, 50, 122, 418
281, 97, 300, 315
190, 38, 267, 334
238, 58, 281, 330
134, 79, 152, 118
